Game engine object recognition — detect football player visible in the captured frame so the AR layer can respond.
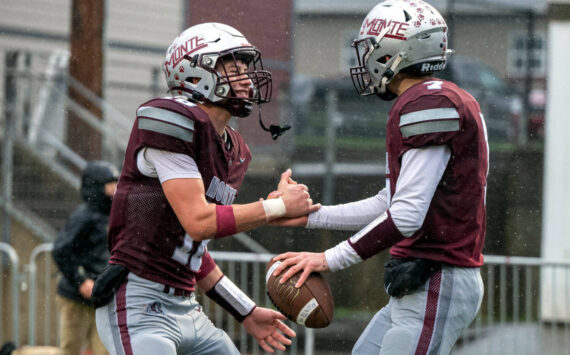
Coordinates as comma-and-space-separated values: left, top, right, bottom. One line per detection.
94, 23, 320, 354
271, 1, 488, 354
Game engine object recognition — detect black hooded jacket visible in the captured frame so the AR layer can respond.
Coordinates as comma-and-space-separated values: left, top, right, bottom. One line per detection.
52, 161, 119, 305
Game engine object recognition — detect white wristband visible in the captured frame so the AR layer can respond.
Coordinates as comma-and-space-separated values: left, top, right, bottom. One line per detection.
261, 197, 287, 221
215, 276, 256, 317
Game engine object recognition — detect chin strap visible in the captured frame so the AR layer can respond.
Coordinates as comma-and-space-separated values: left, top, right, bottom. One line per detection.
258, 107, 291, 140
379, 54, 404, 94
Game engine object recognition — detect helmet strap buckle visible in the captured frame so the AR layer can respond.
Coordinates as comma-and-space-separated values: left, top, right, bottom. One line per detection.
191, 92, 205, 102
258, 107, 290, 140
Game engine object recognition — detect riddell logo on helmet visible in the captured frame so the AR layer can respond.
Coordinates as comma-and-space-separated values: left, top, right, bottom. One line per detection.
164, 36, 207, 76
421, 62, 446, 72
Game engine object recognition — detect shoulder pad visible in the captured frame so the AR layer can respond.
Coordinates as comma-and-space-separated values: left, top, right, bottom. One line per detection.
398, 94, 460, 138
399, 107, 460, 138
137, 101, 196, 143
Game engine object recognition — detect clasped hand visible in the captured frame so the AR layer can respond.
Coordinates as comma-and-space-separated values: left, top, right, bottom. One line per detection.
271, 252, 330, 288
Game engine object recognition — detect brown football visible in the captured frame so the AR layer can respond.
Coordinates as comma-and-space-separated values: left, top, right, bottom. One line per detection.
265, 259, 334, 328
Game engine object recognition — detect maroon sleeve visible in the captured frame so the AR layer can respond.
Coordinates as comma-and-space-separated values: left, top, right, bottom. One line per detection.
399, 95, 460, 150
195, 250, 217, 281
348, 210, 406, 260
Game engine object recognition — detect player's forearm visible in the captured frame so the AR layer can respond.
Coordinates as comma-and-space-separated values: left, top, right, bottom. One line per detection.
196, 265, 224, 292
325, 210, 405, 271
307, 190, 389, 231
233, 201, 273, 233
181, 199, 284, 241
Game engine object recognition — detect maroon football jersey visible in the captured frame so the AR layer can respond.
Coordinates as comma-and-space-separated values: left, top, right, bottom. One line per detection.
108, 97, 252, 291
387, 79, 488, 267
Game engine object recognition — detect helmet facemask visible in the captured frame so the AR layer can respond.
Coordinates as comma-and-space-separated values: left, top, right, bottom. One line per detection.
350, 38, 378, 96
350, 37, 403, 101
171, 47, 272, 117
210, 48, 272, 117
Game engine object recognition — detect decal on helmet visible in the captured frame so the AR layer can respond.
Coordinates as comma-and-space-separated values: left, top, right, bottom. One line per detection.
164, 36, 207, 78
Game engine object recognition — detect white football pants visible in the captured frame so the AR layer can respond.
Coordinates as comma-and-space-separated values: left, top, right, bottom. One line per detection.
353, 266, 483, 355
96, 273, 238, 355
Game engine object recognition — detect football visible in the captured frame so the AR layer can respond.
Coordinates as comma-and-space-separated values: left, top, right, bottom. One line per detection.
265, 259, 334, 328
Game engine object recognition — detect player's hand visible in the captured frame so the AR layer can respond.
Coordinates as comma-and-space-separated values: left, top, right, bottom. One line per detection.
79, 278, 95, 299
277, 169, 321, 217
277, 168, 298, 188
277, 169, 303, 192
243, 307, 296, 353
272, 252, 329, 288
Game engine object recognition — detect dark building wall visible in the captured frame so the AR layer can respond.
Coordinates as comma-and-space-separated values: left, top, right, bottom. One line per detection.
186, 0, 294, 147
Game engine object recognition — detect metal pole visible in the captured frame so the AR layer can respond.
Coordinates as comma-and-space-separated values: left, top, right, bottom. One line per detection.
151, 67, 160, 98
28, 243, 54, 346
0, 242, 20, 346
102, 0, 110, 161
3, 51, 18, 247
519, 11, 535, 146
304, 328, 315, 355
323, 90, 339, 205
446, 0, 455, 50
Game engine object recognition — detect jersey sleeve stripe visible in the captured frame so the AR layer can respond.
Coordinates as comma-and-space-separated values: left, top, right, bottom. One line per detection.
400, 120, 460, 138
138, 118, 194, 142
346, 210, 405, 261
137, 106, 195, 131
399, 107, 459, 126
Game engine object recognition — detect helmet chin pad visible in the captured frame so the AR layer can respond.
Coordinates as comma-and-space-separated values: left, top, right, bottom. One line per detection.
375, 84, 398, 101
212, 83, 256, 117
215, 97, 253, 117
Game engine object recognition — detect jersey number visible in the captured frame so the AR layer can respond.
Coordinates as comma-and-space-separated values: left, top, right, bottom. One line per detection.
171, 234, 209, 272
424, 80, 444, 90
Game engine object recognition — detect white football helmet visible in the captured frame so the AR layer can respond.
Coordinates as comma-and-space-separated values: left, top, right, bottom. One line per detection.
350, 0, 451, 100
162, 22, 272, 117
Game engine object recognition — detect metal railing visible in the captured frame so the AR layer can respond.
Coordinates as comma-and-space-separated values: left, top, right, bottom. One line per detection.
7, 244, 570, 354
0, 242, 20, 346
454, 255, 570, 354
27, 243, 57, 347
22, 244, 315, 354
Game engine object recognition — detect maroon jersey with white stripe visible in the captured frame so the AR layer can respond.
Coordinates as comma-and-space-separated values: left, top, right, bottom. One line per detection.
387, 79, 488, 267
108, 97, 252, 291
